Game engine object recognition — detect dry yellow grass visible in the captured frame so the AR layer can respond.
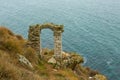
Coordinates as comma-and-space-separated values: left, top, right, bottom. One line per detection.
59, 69, 79, 80
0, 27, 14, 37
0, 27, 25, 54
0, 50, 44, 80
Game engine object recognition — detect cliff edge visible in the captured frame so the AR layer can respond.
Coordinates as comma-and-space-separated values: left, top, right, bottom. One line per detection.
0, 27, 107, 80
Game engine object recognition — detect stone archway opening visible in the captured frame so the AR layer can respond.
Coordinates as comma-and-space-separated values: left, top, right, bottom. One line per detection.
41, 29, 54, 54
28, 23, 64, 59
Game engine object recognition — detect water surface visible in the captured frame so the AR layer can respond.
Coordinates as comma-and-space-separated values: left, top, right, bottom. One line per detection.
0, 0, 120, 79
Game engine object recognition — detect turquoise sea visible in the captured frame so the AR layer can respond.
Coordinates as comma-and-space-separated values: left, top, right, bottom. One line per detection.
0, 0, 120, 80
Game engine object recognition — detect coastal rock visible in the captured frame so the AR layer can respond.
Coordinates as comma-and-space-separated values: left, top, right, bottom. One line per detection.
62, 53, 84, 70
17, 54, 33, 69
48, 57, 57, 64
94, 74, 107, 80
62, 51, 70, 59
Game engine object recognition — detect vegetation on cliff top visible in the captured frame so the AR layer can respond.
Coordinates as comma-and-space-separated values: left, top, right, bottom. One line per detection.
0, 27, 107, 80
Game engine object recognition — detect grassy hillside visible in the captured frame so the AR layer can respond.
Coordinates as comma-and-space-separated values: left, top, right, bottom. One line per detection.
0, 27, 107, 80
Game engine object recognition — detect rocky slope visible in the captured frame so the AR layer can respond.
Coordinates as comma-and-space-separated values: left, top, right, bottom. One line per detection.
0, 27, 107, 80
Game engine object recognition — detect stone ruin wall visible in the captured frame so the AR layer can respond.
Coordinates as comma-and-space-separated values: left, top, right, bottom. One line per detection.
28, 23, 64, 59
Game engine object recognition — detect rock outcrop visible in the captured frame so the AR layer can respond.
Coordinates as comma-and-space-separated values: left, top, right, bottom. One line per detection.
17, 54, 33, 69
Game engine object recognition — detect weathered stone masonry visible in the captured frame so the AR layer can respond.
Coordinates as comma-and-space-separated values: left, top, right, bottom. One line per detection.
28, 23, 64, 59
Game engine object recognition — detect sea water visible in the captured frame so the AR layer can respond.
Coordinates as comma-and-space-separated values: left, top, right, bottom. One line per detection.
0, 0, 120, 80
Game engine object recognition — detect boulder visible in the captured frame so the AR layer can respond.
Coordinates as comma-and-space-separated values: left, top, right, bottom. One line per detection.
62, 53, 84, 70
94, 74, 107, 80
48, 57, 57, 64
62, 51, 70, 59
17, 54, 33, 69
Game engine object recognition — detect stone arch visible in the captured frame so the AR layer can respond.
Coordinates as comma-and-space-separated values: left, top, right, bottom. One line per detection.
28, 23, 64, 59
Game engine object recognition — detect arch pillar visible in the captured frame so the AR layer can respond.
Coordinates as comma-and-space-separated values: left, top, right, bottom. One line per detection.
54, 31, 62, 59
28, 25, 41, 58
